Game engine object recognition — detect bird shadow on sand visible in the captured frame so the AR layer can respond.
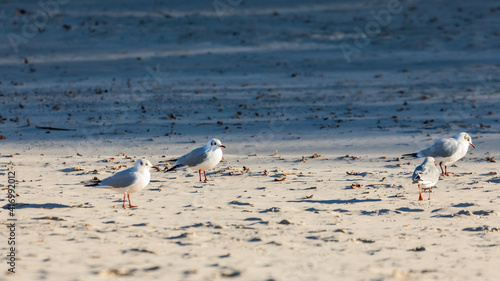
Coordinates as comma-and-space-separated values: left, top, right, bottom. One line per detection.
395, 207, 424, 212
288, 198, 382, 204
451, 203, 475, 208
2, 203, 92, 209
59, 168, 82, 173
488, 177, 500, 184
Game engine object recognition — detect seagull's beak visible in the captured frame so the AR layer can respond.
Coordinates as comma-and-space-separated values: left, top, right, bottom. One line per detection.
152, 166, 161, 171
470, 143, 476, 149
434, 163, 437, 166
220, 145, 226, 148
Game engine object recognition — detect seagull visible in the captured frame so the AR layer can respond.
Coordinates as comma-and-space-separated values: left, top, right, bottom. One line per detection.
412, 157, 440, 201
403, 132, 475, 176
85, 159, 159, 209
166, 138, 226, 182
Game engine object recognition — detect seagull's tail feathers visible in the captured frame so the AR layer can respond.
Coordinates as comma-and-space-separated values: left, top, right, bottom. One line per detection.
402, 152, 418, 159
166, 164, 187, 172
412, 174, 421, 184
82, 180, 101, 186
83, 178, 101, 186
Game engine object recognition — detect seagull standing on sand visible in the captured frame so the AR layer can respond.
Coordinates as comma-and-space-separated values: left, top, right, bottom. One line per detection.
166, 138, 226, 182
403, 132, 475, 176
412, 157, 440, 201
85, 159, 159, 209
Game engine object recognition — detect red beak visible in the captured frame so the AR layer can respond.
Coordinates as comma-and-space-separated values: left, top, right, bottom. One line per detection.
152, 166, 160, 171
470, 143, 476, 149
220, 145, 226, 148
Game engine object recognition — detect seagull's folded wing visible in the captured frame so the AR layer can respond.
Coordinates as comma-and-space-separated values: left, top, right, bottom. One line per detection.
176, 147, 210, 167
412, 166, 423, 182
98, 169, 138, 188
420, 139, 457, 158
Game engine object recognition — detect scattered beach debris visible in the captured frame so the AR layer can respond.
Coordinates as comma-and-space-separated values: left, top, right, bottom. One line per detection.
351, 183, 363, 189
410, 247, 426, 252
340, 155, 361, 160
485, 156, 495, 163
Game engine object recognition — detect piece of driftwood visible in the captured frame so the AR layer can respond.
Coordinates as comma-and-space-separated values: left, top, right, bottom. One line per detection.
35, 126, 76, 131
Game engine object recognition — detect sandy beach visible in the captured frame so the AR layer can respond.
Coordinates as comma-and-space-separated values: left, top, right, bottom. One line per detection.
1, 0, 500, 280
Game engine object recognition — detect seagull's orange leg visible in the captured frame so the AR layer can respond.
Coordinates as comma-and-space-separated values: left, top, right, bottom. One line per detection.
128, 194, 137, 208
418, 184, 423, 201
439, 162, 446, 176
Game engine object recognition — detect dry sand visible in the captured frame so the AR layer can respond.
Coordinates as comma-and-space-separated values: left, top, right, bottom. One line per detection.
1, 0, 500, 280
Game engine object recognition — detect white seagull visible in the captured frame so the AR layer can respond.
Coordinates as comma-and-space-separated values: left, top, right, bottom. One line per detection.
403, 132, 475, 176
85, 159, 159, 209
412, 157, 440, 201
166, 138, 226, 182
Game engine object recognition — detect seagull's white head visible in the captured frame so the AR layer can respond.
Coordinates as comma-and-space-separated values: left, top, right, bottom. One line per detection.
424, 157, 436, 166
456, 132, 475, 149
207, 138, 226, 149
135, 159, 159, 170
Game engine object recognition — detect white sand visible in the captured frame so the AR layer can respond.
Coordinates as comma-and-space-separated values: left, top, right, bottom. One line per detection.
1, 0, 500, 280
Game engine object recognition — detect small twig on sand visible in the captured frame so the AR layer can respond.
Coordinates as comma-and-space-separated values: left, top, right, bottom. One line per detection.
35, 126, 76, 131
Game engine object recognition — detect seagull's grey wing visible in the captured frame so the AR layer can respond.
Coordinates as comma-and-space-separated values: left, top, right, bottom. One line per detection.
419, 139, 457, 158
98, 169, 138, 188
412, 163, 427, 182
176, 147, 209, 167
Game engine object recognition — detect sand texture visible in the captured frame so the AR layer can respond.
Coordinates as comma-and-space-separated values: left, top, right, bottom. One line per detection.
1, 0, 500, 280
